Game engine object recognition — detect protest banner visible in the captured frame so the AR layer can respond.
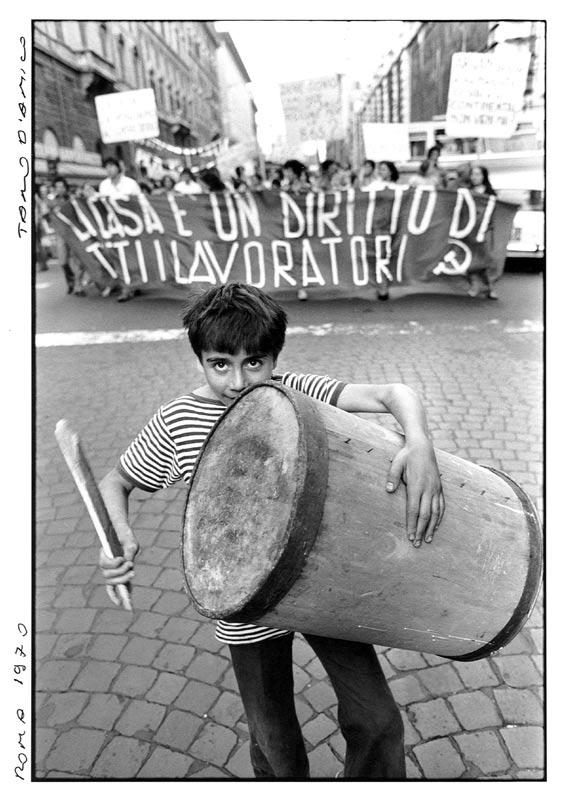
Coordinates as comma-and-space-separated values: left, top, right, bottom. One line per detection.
51, 188, 518, 299
445, 51, 531, 139
280, 75, 345, 147
362, 123, 410, 163
95, 88, 160, 144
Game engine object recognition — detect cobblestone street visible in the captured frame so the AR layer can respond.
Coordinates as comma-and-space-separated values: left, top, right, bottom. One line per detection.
34, 272, 544, 779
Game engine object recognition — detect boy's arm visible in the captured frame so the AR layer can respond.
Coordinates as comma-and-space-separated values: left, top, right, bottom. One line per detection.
336, 383, 445, 547
98, 467, 139, 607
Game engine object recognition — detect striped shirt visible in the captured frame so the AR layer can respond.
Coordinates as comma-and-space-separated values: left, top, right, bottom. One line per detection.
118, 372, 346, 645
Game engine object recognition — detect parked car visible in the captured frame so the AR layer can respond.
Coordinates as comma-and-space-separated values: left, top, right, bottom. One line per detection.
496, 187, 545, 262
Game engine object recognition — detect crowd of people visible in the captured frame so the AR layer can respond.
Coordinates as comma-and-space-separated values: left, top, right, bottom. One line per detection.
35, 146, 499, 303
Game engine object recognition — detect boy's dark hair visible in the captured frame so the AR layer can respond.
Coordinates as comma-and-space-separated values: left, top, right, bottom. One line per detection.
182, 283, 288, 361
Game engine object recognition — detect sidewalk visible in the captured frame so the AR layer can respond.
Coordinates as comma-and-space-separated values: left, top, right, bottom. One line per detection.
34, 305, 544, 779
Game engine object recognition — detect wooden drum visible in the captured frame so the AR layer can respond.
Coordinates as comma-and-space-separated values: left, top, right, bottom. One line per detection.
181, 382, 543, 660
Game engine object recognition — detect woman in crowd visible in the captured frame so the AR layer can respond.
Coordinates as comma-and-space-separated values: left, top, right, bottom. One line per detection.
467, 165, 499, 300
316, 159, 340, 192
358, 159, 377, 189
377, 160, 399, 184
470, 165, 497, 197
281, 159, 311, 300
175, 168, 203, 195
410, 146, 447, 188
370, 161, 400, 301
152, 174, 178, 195
282, 159, 311, 195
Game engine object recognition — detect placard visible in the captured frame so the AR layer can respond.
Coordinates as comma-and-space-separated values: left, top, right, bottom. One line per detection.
445, 51, 530, 138
280, 75, 344, 145
95, 88, 160, 144
362, 123, 410, 162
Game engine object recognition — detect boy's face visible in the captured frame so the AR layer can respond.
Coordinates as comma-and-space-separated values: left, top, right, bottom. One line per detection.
200, 349, 276, 405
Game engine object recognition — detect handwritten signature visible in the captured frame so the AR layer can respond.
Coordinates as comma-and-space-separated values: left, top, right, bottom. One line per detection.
18, 36, 28, 239
14, 622, 28, 780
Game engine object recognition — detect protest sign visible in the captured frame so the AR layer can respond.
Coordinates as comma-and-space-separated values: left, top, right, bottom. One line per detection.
280, 75, 344, 146
445, 51, 531, 139
95, 88, 160, 144
51, 188, 517, 298
362, 123, 410, 163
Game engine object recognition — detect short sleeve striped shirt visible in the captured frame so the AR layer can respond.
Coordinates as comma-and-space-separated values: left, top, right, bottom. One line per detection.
118, 372, 346, 645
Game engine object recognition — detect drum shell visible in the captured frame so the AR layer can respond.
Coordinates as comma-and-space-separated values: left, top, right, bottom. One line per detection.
182, 383, 543, 660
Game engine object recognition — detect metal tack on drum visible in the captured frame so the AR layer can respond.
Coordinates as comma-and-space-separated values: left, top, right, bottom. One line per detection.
181, 381, 543, 661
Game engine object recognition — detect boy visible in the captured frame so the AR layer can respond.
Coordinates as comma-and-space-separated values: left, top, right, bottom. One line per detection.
99, 283, 445, 779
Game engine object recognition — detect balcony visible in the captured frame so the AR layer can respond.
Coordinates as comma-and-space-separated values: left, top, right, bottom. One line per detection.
75, 50, 116, 83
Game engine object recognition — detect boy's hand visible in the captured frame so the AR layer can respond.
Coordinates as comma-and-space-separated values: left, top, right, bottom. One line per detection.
99, 535, 139, 608
385, 439, 445, 547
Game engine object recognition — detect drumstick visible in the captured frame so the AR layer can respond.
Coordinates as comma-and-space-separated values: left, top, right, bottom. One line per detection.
54, 419, 132, 611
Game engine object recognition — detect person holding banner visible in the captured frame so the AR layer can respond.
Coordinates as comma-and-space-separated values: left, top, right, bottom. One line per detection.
282, 160, 311, 195
98, 158, 143, 302
467, 166, 499, 300
410, 146, 447, 189
358, 160, 377, 189
97, 282, 444, 779
175, 168, 204, 195
99, 157, 142, 200
316, 160, 340, 192
377, 161, 399, 185
48, 177, 86, 296
152, 174, 177, 196
282, 160, 313, 300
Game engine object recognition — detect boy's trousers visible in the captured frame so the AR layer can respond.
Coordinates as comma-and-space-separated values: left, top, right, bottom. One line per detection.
229, 632, 405, 779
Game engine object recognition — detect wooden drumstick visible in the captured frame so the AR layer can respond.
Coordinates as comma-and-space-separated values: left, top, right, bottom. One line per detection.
55, 419, 132, 611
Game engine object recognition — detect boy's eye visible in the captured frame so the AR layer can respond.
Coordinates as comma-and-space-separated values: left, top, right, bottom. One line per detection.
246, 359, 263, 369
213, 361, 228, 371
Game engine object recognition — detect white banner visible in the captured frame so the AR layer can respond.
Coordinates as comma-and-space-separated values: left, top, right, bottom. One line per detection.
362, 123, 410, 162
445, 51, 531, 139
95, 88, 160, 144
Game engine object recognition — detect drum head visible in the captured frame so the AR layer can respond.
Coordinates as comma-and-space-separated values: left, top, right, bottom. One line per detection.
182, 382, 328, 620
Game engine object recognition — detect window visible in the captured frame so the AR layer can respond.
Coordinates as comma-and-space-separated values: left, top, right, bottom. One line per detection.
43, 128, 59, 157
133, 46, 143, 87
72, 135, 85, 152
117, 35, 126, 78
149, 69, 157, 105
99, 23, 108, 59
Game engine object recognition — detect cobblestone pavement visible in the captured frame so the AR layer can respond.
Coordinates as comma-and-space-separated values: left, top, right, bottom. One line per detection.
34, 276, 544, 779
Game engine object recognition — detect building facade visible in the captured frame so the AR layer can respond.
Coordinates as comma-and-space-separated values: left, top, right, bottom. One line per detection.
216, 33, 257, 150
354, 20, 545, 164
34, 20, 224, 185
